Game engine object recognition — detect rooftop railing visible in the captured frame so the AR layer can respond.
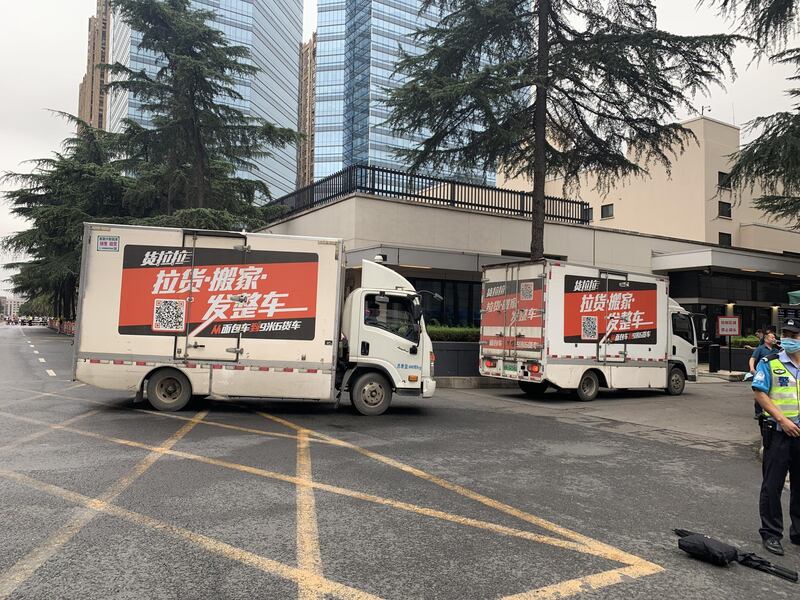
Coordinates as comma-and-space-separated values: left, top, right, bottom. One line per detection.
274, 164, 590, 225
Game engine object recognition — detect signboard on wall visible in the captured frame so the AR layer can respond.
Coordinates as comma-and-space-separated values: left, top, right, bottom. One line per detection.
716, 316, 741, 337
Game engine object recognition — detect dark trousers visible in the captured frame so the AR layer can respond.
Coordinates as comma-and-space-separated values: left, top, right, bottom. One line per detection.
759, 429, 800, 541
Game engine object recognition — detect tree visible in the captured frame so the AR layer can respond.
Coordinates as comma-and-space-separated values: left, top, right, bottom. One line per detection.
106, 0, 298, 210
705, 1, 800, 227
387, 0, 740, 258
3, 114, 132, 319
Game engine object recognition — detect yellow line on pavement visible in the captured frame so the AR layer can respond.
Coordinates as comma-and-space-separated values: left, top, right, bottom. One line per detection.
0, 410, 208, 600
0, 383, 86, 410
296, 429, 324, 600
0, 410, 100, 451
501, 563, 664, 599
0, 469, 383, 600
0, 411, 596, 556
258, 412, 657, 568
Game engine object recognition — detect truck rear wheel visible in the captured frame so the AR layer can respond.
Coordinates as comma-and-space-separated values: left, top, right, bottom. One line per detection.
666, 367, 686, 396
350, 372, 392, 416
146, 369, 192, 412
519, 381, 548, 397
575, 371, 599, 402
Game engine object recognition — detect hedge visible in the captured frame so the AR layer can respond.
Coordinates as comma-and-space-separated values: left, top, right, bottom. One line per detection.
729, 335, 760, 349
426, 326, 480, 342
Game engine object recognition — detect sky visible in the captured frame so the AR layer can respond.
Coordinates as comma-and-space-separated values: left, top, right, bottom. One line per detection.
0, 0, 797, 294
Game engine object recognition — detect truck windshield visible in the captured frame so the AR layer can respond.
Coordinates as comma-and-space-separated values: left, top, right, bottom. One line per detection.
364, 294, 419, 343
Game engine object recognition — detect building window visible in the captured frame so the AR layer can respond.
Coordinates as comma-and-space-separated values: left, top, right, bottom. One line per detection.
717, 171, 731, 189
719, 232, 732, 247
600, 204, 614, 219
718, 201, 732, 219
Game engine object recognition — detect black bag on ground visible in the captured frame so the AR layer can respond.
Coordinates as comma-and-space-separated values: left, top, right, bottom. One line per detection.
676, 531, 738, 566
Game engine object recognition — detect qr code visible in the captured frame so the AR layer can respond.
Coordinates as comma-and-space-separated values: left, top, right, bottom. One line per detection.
520, 281, 534, 301
152, 299, 186, 332
581, 315, 598, 340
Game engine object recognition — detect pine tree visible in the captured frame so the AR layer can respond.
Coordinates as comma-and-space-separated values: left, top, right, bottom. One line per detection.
387, 0, 740, 258
106, 0, 298, 210
706, 1, 800, 226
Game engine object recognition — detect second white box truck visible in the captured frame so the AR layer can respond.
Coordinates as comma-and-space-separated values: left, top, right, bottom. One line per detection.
479, 260, 697, 400
73, 223, 435, 415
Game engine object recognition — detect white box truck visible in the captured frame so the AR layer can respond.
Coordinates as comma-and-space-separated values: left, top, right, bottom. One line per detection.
479, 260, 697, 400
73, 223, 436, 415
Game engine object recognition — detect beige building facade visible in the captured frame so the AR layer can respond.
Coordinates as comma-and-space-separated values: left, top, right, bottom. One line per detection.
498, 116, 800, 255
78, 0, 111, 130
296, 33, 316, 188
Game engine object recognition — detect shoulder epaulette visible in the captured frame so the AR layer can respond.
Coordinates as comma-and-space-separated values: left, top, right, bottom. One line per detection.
761, 353, 780, 363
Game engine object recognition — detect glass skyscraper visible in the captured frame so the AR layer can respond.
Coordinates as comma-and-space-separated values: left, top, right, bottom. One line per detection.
314, 0, 494, 184
109, 0, 302, 197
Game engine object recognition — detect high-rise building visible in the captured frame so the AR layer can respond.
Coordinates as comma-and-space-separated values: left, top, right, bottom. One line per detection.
108, 0, 302, 197
297, 33, 317, 188
78, 1, 111, 129
313, 0, 494, 184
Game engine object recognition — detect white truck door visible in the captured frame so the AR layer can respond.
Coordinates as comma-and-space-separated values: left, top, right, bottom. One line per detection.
357, 292, 424, 385
597, 272, 628, 364
670, 311, 698, 376
175, 230, 249, 363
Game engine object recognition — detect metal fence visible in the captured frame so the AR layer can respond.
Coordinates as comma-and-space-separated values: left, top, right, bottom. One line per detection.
275, 165, 590, 225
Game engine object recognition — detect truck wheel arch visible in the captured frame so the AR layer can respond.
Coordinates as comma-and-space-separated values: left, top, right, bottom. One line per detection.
588, 368, 608, 389
341, 365, 396, 392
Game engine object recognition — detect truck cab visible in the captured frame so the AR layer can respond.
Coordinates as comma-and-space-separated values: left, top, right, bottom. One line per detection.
668, 299, 699, 392
339, 260, 436, 414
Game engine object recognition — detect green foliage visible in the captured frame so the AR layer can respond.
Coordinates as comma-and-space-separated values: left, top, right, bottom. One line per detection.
703, 2, 800, 226
19, 295, 52, 317
426, 325, 480, 342
106, 0, 298, 208
387, 0, 740, 257
730, 335, 762, 348
3, 1, 297, 318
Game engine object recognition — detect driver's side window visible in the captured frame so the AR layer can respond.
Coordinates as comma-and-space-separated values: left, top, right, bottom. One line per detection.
364, 294, 419, 342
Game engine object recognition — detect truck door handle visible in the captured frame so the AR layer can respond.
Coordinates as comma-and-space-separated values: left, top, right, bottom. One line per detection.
361, 341, 370, 356
190, 342, 205, 349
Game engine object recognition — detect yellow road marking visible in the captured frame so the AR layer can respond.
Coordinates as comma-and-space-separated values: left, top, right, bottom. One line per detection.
296, 429, 324, 600
0, 410, 100, 451
255, 411, 665, 598
0, 469, 383, 600
6, 387, 333, 446
502, 563, 663, 599
0, 383, 86, 410
0, 410, 208, 600
0, 411, 597, 555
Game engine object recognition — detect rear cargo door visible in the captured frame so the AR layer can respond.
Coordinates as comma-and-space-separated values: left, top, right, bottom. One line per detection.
174, 231, 249, 362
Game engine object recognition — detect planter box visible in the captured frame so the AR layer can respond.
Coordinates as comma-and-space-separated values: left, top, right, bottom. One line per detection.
432, 341, 480, 377
719, 347, 752, 372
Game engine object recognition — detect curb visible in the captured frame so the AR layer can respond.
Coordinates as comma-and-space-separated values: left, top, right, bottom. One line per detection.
435, 377, 518, 389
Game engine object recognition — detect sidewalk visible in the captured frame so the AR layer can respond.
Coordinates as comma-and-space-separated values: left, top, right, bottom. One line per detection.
697, 363, 746, 383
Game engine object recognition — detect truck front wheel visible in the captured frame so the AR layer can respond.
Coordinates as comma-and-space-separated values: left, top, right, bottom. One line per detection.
575, 371, 599, 402
666, 367, 686, 396
350, 372, 392, 416
519, 381, 548, 397
146, 369, 192, 412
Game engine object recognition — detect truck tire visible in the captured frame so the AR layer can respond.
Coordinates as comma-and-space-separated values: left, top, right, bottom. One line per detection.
146, 369, 192, 412
666, 367, 686, 396
350, 372, 392, 416
519, 381, 548, 397
575, 371, 599, 402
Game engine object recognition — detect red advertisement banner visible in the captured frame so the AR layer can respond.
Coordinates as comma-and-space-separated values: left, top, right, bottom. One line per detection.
563, 275, 657, 344
480, 278, 544, 351
118, 245, 318, 340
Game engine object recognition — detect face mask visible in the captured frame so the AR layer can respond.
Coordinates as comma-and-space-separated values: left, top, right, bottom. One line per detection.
780, 338, 800, 354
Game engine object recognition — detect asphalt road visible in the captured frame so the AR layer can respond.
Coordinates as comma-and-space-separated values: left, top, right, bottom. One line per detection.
1, 324, 798, 599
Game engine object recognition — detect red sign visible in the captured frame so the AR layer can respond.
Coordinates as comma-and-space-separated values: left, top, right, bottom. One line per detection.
716, 316, 741, 336
118, 245, 318, 339
563, 275, 657, 344
480, 278, 544, 351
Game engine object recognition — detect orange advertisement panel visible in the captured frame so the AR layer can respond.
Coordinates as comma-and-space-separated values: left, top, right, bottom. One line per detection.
118, 245, 318, 340
563, 276, 657, 345
480, 278, 544, 351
